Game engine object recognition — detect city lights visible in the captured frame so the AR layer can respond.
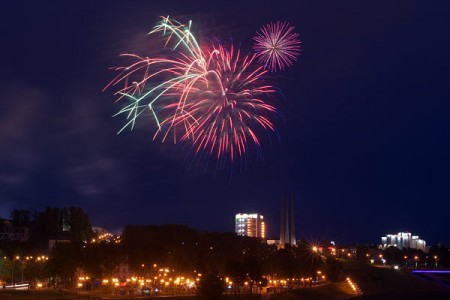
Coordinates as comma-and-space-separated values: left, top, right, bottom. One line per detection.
346, 277, 362, 295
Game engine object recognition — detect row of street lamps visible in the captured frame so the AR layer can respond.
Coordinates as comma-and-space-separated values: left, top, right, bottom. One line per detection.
373, 254, 439, 268
2, 255, 48, 286
402, 255, 439, 268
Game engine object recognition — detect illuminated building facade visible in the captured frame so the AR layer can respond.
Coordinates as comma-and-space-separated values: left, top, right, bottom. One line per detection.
235, 213, 266, 239
380, 232, 427, 252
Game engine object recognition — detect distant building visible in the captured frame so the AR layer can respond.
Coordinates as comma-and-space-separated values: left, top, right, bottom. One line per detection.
235, 213, 266, 239
266, 239, 280, 246
92, 226, 113, 242
0, 218, 29, 242
48, 238, 71, 251
380, 232, 427, 252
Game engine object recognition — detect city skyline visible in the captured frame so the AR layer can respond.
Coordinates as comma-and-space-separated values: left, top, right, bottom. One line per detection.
1, 0, 450, 245
0, 205, 437, 248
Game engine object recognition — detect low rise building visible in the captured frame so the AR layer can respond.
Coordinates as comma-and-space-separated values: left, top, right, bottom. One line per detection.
380, 232, 426, 252
0, 218, 29, 242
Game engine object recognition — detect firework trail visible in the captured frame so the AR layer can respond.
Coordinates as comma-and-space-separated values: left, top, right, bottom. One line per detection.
105, 16, 281, 165
253, 21, 301, 72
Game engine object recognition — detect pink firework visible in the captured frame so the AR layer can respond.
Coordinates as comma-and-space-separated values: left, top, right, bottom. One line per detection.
253, 21, 301, 72
156, 44, 278, 162
104, 17, 280, 164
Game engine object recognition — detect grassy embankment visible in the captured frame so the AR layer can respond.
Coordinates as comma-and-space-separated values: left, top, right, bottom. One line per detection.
340, 259, 450, 300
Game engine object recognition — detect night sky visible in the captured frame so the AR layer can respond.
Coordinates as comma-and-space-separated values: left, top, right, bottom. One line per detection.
1, 1, 450, 245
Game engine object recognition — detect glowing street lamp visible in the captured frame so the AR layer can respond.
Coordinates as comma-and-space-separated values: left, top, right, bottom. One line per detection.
11, 256, 20, 286
434, 256, 438, 268
378, 254, 384, 265
414, 256, 419, 268
34, 255, 48, 283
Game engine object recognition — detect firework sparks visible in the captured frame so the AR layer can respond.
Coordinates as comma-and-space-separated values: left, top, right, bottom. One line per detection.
253, 21, 301, 72
105, 17, 281, 164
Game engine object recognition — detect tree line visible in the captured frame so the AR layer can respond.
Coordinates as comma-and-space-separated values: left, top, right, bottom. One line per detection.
48, 224, 332, 288
1, 207, 341, 290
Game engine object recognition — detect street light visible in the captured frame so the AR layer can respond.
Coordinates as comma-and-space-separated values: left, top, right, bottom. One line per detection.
34, 255, 49, 284
414, 256, 418, 268
12, 256, 20, 286
434, 256, 438, 268
12, 255, 20, 286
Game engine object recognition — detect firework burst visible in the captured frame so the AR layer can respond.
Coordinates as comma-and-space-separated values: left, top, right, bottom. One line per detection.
105, 17, 281, 166
253, 21, 301, 72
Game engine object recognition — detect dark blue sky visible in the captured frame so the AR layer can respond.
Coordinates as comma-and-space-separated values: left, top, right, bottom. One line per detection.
1, 1, 449, 245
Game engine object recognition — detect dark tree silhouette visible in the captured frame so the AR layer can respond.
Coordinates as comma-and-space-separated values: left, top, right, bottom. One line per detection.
197, 274, 225, 299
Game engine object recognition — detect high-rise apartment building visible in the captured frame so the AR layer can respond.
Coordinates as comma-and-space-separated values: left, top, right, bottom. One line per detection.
235, 213, 266, 239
